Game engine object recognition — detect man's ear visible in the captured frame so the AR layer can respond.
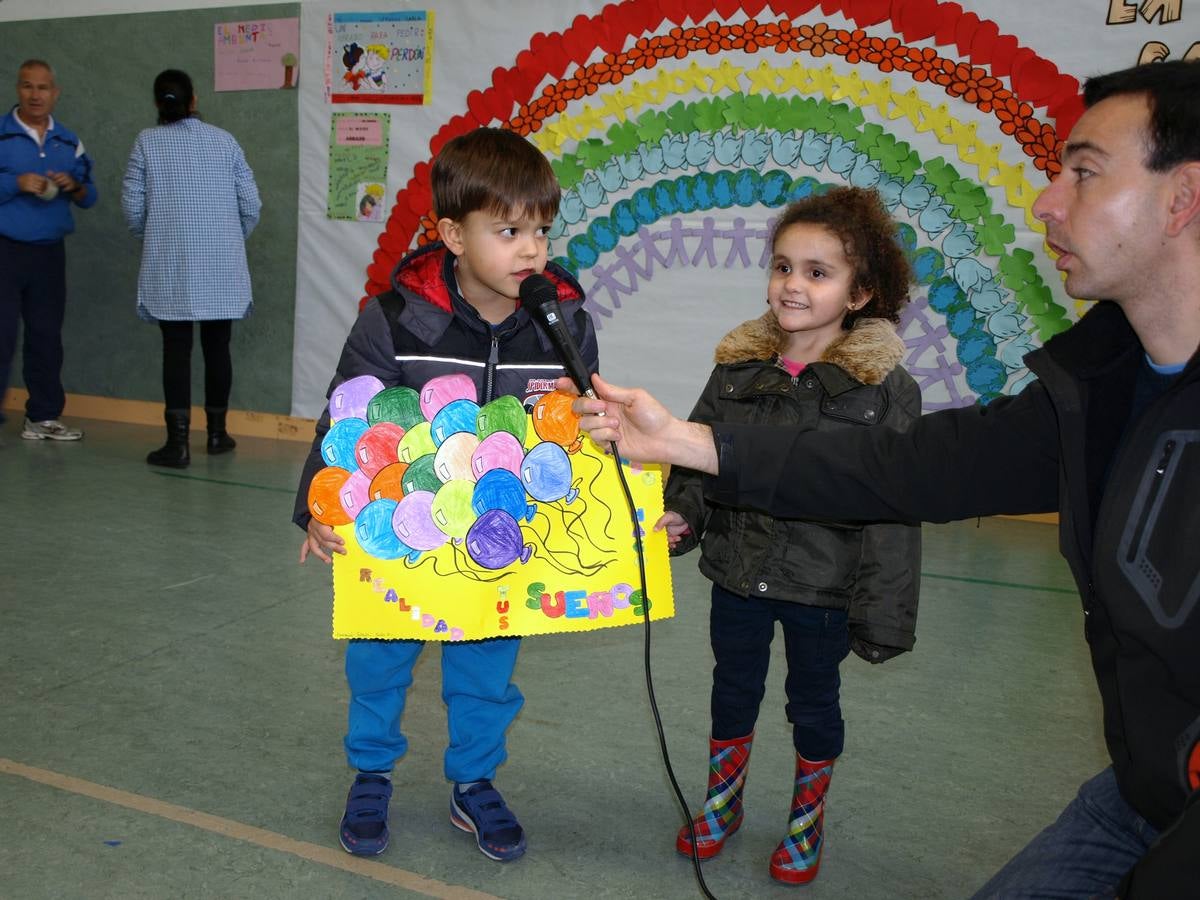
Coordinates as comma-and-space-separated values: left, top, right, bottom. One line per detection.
437, 217, 464, 254
1165, 162, 1200, 237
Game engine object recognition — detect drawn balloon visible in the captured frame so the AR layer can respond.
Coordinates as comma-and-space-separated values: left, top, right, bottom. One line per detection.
419, 372, 476, 421
476, 395, 527, 443
471, 430, 524, 478
355, 498, 415, 560
391, 490, 448, 553
321, 417, 370, 468
472, 468, 536, 522
466, 509, 533, 569
521, 441, 579, 503
329, 374, 386, 423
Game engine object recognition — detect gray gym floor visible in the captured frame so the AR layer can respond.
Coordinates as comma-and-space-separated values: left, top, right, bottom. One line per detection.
0, 417, 1105, 899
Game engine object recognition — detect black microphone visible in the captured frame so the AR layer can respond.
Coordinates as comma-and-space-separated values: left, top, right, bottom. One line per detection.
519, 273, 596, 399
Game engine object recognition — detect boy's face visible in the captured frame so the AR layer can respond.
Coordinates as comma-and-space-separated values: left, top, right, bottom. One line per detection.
439, 208, 553, 310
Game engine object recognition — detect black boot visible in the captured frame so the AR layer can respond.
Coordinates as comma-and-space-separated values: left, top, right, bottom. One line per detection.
147, 409, 190, 468
205, 407, 237, 455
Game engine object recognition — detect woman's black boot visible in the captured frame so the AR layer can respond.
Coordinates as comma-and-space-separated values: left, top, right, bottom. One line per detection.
205, 407, 237, 455
147, 409, 191, 468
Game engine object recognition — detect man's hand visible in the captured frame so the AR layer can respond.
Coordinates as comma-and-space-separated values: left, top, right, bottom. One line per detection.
46, 170, 85, 200
16, 173, 49, 195
558, 373, 719, 474
46, 170, 80, 194
300, 519, 346, 565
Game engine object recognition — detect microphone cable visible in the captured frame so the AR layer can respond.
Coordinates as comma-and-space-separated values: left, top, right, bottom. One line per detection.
605, 439, 719, 900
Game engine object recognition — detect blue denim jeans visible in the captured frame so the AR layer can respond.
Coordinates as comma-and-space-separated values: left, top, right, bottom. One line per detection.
344, 636, 523, 782
972, 768, 1159, 899
709, 584, 850, 760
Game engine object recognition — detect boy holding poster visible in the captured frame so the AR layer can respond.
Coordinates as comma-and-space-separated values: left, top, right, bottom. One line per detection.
294, 127, 599, 861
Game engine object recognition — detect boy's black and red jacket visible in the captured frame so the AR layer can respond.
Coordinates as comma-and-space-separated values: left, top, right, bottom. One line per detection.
703, 300, 1200, 894
293, 242, 597, 529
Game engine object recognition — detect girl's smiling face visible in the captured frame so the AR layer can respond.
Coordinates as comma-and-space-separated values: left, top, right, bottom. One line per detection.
768, 222, 866, 353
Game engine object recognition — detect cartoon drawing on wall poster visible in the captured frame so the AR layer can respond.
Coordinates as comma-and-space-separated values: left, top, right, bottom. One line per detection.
328, 10, 435, 104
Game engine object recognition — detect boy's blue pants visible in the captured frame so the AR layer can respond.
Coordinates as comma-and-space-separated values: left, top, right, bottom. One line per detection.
344, 637, 523, 782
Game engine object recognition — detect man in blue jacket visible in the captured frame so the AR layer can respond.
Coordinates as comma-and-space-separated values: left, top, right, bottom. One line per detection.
0, 59, 96, 441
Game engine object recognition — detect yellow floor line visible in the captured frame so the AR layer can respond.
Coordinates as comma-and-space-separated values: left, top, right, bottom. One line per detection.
0, 757, 501, 900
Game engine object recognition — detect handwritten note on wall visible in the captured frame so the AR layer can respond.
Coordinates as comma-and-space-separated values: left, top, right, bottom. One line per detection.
328, 112, 390, 221
214, 17, 300, 92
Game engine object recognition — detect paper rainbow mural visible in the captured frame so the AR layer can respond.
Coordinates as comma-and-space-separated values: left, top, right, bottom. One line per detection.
364, 0, 1087, 410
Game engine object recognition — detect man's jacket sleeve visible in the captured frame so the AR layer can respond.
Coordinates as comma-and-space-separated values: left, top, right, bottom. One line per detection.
706, 379, 1061, 524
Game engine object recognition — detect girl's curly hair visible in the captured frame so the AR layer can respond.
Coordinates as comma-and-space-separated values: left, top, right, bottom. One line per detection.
770, 186, 913, 328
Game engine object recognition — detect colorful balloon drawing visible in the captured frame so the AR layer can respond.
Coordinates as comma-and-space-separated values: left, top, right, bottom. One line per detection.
521, 441, 579, 503
316, 378, 592, 564
466, 509, 533, 570
368, 461, 409, 502
354, 422, 406, 478
431, 398, 482, 446
308, 465, 353, 525
472, 431, 525, 478
472, 469, 536, 522
367, 385, 424, 430
339, 467, 373, 519
476, 395, 527, 444
330, 374, 386, 423
401, 453, 443, 494
435, 431, 481, 482
419, 372, 476, 421
355, 498, 414, 560
392, 491, 449, 553
321, 417, 370, 469
531, 390, 583, 452
398, 421, 437, 463
430, 480, 478, 541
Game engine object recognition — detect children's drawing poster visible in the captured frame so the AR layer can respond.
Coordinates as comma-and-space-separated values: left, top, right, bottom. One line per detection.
309, 376, 674, 640
213, 18, 300, 92
328, 11, 435, 104
328, 113, 390, 220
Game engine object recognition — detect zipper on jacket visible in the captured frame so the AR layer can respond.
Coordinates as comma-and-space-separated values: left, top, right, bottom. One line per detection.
483, 333, 499, 404
1125, 438, 1176, 565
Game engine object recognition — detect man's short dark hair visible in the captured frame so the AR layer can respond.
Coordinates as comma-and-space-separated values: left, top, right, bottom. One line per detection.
1083, 60, 1200, 171
431, 127, 560, 223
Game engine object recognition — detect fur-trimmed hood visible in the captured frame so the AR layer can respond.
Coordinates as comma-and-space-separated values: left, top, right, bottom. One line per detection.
713, 313, 906, 386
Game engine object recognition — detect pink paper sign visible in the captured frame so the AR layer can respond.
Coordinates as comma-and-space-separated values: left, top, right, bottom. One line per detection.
336, 117, 384, 147
214, 17, 301, 92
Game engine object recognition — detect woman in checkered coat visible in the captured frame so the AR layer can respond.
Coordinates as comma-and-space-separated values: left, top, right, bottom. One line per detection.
121, 68, 261, 468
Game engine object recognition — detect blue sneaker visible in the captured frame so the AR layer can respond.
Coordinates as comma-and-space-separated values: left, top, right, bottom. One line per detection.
339, 773, 392, 856
450, 781, 527, 861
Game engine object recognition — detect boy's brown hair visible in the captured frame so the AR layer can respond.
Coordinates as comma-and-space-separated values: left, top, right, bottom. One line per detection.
770, 186, 913, 329
431, 128, 561, 224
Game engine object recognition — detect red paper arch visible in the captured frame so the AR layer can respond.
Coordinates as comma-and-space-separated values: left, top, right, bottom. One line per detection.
365, 0, 1082, 298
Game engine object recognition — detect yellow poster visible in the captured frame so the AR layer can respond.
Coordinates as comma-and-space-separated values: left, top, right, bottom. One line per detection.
309, 376, 674, 641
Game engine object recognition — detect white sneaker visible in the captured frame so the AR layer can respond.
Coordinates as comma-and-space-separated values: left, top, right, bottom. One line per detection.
21, 418, 84, 441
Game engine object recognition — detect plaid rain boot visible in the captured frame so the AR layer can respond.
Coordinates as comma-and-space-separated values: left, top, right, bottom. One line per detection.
769, 754, 835, 884
675, 733, 753, 860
